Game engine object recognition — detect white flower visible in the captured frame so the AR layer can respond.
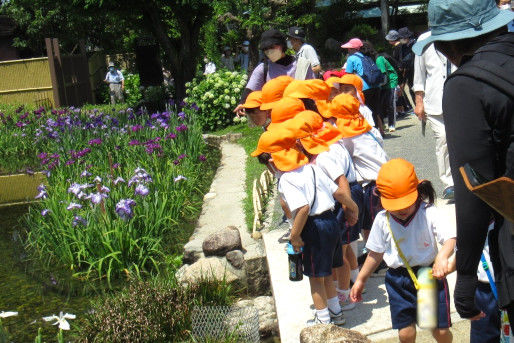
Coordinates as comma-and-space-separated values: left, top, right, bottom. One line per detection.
0, 311, 18, 318
174, 175, 187, 182
43, 311, 76, 331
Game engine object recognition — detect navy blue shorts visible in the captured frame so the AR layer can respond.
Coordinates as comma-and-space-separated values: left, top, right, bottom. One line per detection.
336, 182, 364, 244
301, 210, 341, 277
470, 282, 501, 343
362, 181, 382, 231
385, 267, 452, 330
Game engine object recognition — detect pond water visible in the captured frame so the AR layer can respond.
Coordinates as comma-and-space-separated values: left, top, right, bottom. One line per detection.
0, 205, 90, 342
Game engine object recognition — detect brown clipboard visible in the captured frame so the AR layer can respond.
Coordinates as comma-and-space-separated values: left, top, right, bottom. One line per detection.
459, 166, 514, 223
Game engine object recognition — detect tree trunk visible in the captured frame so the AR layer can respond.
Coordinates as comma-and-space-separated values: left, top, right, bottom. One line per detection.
380, 0, 390, 38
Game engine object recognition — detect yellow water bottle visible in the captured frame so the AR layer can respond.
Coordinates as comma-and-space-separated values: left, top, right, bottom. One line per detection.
417, 267, 437, 329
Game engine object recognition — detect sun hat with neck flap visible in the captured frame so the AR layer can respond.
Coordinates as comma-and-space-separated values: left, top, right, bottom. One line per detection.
282, 79, 331, 100
338, 74, 366, 104
242, 91, 262, 109
376, 158, 421, 211
329, 94, 372, 138
412, 0, 514, 55
269, 97, 306, 128
260, 75, 294, 110
251, 128, 309, 172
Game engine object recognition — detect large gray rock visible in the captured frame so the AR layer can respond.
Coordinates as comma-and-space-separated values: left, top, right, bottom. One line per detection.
300, 324, 371, 343
244, 242, 270, 296
183, 239, 204, 264
176, 256, 247, 289
235, 296, 278, 338
202, 226, 242, 257
226, 250, 244, 269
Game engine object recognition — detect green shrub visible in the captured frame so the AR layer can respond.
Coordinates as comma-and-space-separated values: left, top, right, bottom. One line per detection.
184, 71, 247, 132
123, 73, 143, 108
76, 277, 234, 342
348, 24, 378, 41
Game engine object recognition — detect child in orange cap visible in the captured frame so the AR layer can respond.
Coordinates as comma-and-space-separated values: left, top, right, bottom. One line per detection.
240, 91, 271, 128
251, 128, 351, 326
351, 159, 456, 343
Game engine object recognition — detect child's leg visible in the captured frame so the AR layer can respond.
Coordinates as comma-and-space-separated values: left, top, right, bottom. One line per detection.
398, 324, 416, 343
337, 245, 351, 291
309, 276, 328, 310
345, 246, 360, 283
432, 328, 452, 343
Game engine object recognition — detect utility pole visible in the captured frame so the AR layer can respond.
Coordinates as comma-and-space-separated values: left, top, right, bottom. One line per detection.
380, 0, 390, 37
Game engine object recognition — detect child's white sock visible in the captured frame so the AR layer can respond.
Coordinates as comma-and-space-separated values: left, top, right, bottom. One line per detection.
316, 307, 331, 323
327, 296, 342, 314
350, 268, 359, 283
337, 288, 350, 300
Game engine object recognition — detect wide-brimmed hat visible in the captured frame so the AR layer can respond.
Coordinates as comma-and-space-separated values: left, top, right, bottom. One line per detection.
242, 40, 250, 46
260, 76, 294, 110
287, 27, 306, 41
270, 97, 306, 125
108, 62, 115, 67
259, 29, 287, 51
341, 38, 363, 50
377, 159, 420, 211
412, 0, 514, 55
398, 27, 413, 39
242, 91, 262, 109
283, 79, 331, 101
385, 30, 399, 41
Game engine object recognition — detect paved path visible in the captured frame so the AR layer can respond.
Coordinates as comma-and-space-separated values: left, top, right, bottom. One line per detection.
264, 115, 470, 342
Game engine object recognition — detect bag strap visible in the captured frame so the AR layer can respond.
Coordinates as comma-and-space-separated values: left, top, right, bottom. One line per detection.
263, 61, 269, 82
481, 253, 499, 300
310, 165, 317, 211
447, 60, 514, 98
385, 212, 421, 290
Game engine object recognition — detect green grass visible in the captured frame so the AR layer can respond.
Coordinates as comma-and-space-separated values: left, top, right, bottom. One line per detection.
211, 124, 267, 231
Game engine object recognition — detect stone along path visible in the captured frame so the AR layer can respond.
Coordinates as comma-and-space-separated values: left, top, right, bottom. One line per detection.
264, 115, 470, 342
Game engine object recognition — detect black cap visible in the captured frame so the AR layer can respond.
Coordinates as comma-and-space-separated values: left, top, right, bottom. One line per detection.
259, 29, 287, 50
398, 27, 413, 39
287, 27, 305, 40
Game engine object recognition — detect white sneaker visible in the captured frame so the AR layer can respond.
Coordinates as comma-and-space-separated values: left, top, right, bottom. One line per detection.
328, 309, 346, 326
388, 126, 396, 132
338, 293, 356, 311
306, 313, 330, 326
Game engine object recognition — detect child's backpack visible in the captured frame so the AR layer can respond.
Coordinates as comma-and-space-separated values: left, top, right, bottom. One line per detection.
358, 54, 385, 88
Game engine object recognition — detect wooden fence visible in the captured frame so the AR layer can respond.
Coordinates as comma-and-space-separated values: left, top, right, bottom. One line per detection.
0, 57, 54, 108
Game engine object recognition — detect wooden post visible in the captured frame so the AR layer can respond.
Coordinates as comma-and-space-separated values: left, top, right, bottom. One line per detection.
79, 40, 93, 104
45, 38, 61, 107
52, 38, 67, 106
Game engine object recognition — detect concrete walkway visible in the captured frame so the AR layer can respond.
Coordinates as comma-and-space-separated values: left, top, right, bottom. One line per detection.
263, 115, 471, 342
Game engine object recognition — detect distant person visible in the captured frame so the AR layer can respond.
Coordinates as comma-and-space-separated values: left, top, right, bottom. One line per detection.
234, 29, 315, 116
412, 0, 514, 328
238, 40, 250, 72
221, 47, 235, 71
287, 26, 322, 74
397, 27, 416, 110
203, 57, 216, 75
104, 62, 124, 105
386, 30, 411, 118
341, 38, 384, 135
413, 31, 456, 200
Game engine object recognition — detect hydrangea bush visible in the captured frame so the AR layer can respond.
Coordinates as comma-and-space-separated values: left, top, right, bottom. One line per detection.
0, 104, 212, 286
184, 70, 247, 131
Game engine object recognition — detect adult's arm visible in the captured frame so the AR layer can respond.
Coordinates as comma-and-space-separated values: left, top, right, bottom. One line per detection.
442, 76, 505, 318
412, 55, 427, 120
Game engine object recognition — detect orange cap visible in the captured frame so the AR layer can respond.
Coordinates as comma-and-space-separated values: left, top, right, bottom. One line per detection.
300, 123, 343, 154
283, 79, 331, 100
325, 77, 342, 89
316, 100, 331, 119
271, 148, 309, 172
339, 74, 366, 104
242, 91, 262, 109
270, 97, 305, 124
376, 158, 420, 211
260, 76, 294, 110
326, 93, 361, 119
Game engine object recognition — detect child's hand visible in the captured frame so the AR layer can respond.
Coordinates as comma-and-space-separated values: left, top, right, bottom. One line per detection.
350, 280, 365, 303
432, 255, 450, 279
290, 235, 304, 253
469, 311, 486, 321
345, 201, 359, 227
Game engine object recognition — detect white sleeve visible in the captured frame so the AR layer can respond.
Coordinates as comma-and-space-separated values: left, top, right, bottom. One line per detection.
105, 72, 110, 81
118, 71, 124, 81
427, 205, 456, 244
365, 212, 387, 253
278, 174, 311, 213
316, 152, 344, 182
303, 45, 320, 67
412, 54, 426, 93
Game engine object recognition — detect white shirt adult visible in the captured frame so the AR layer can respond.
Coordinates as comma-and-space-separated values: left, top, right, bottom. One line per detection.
412, 32, 456, 115
297, 43, 320, 69
278, 164, 337, 217
105, 69, 124, 84
366, 204, 456, 269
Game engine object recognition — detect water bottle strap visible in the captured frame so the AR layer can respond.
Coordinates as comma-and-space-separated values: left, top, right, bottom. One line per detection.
480, 253, 499, 300
386, 213, 421, 290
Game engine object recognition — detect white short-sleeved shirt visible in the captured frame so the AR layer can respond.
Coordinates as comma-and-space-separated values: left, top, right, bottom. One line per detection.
297, 44, 320, 68
105, 70, 124, 83
359, 105, 383, 146
315, 142, 357, 184
342, 133, 388, 185
278, 164, 337, 217
366, 204, 456, 269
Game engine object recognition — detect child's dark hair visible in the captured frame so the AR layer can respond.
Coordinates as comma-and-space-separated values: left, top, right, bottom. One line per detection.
418, 180, 436, 205
257, 152, 271, 165
245, 107, 258, 115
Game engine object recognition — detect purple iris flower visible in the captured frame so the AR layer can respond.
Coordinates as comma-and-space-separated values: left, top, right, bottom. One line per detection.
66, 202, 82, 210
35, 190, 48, 199
37, 184, 46, 192
93, 176, 102, 183
191, 103, 199, 111
175, 124, 188, 132
87, 192, 106, 205
198, 155, 207, 162
100, 185, 110, 193
166, 133, 176, 140
134, 184, 149, 196
112, 163, 120, 169
128, 139, 140, 146
115, 199, 136, 220
113, 177, 125, 185
65, 159, 75, 166
178, 111, 186, 120
38, 152, 48, 160
68, 183, 82, 195
42, 170, 51, 177
72, 215, 87, 227
41, 209, 50, 216
80, 170, 92, 178
88, 138, 102, 145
